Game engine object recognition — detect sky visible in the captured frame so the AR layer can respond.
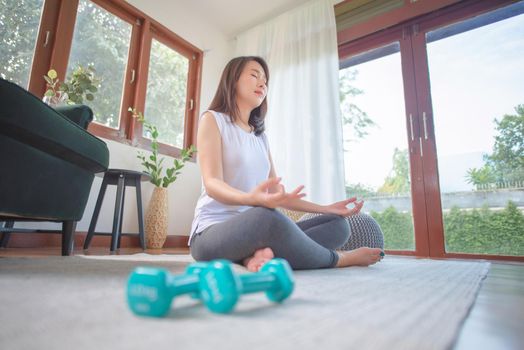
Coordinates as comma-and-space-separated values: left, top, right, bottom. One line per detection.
341, 10, 524, 194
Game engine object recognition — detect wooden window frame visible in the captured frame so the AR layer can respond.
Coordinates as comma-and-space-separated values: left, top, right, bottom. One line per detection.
27, 0, 202, 158
131, 21, 202, 157
337, 0, 523, 262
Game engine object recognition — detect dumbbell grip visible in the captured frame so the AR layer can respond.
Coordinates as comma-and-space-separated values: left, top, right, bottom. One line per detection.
168, 274, 200, 296
239, 273, 275, 294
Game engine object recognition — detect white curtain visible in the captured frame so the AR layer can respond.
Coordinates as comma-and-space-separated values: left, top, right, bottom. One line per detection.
235, 0, 345, 205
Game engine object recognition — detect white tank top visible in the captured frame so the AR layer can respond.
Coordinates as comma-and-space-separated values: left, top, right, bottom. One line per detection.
189, 110, 271, 245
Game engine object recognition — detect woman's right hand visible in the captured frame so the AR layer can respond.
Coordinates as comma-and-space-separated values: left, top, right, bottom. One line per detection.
248, 177, 306, 208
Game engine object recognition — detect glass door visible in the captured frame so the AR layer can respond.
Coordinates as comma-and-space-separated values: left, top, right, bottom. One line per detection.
339, 0, 523, 260
339, 32, 429, 255
414, 1, 524, 257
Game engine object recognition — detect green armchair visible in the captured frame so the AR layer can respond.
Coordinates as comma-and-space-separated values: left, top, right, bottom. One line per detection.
0, 77, 109, 255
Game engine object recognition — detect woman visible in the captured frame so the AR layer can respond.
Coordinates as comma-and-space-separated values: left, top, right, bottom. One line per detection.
190, 56, 384, 272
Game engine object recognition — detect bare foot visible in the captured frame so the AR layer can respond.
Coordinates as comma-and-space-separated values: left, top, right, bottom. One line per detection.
335, 247, 384, 268
242, 247, 275, 272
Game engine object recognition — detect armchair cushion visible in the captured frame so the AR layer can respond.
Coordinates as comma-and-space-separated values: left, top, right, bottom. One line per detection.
55, 104, 94, 131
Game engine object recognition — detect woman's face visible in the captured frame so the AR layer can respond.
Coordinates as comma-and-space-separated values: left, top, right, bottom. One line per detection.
236, 60, 268, 109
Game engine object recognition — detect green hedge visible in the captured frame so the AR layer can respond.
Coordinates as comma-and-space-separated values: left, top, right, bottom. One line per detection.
370, 206, 415, 251
370, 201, 524, 256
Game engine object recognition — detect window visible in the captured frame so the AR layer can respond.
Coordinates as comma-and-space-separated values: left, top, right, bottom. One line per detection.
3, 0, 202, 157
144, 37, 189, 149
0, 0, 45, 88
68, 0, 132, 130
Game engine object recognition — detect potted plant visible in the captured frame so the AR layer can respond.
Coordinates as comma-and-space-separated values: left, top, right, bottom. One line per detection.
129, 107, 196, 248
43, 65, 100, 106
43, 69, 67, 106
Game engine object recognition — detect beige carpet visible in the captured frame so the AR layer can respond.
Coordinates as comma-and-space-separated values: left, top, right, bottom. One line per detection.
0, 254, 489, 350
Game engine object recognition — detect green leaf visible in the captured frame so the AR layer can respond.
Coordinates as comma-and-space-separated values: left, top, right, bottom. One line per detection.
163, 177, 175, 188
44, 89, 55, 97
86, 93, 94, 101
44, 76, 54, 85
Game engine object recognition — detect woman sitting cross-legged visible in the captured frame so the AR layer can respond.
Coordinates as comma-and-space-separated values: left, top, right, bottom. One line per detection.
189, 56, 384, 272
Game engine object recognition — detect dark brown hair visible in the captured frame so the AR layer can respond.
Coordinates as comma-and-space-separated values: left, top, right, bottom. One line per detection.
208, 56, 269, 136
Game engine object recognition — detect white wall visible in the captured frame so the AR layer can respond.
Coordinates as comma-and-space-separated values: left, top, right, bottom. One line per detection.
29, 1, 233, 237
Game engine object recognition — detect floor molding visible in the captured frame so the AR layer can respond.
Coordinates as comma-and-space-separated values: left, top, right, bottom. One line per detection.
1, 231, 189, 249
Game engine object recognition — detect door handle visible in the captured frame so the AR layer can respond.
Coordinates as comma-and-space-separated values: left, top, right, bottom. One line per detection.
423, 112, 428, 140
409, 113, 414, 141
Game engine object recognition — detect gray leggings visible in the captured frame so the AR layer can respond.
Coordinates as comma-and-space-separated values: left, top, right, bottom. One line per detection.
189, 207, 350, 270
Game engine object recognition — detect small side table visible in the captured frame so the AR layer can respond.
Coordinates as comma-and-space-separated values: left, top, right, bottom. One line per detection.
83, 169, 151, 252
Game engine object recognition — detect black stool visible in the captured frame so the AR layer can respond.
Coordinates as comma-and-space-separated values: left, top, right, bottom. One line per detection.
84, 169, 151, 252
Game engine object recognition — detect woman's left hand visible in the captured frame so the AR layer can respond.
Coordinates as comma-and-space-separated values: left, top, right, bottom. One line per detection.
324, 197, 364, 217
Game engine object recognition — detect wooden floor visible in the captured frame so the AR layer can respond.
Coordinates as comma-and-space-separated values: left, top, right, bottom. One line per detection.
1, 247, 523, 349
454, 261, 524, 350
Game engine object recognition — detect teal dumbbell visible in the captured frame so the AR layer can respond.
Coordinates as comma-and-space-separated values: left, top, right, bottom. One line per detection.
184, 262, 211, 299
189, 258, 294, 305
188, 258, 294, 304
126, 259, 240, 317
238, 258, 294, 302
